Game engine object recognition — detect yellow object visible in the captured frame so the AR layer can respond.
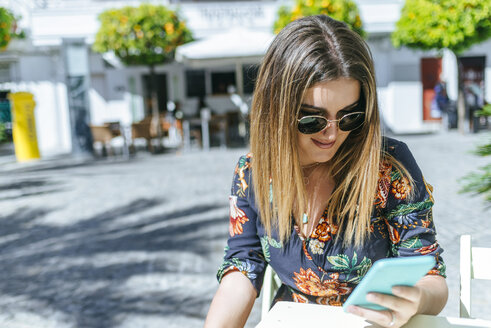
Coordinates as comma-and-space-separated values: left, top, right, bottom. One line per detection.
8, 92, 40, 162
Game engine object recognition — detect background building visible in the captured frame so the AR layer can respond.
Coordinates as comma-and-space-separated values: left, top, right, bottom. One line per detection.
0, 0, 490, 156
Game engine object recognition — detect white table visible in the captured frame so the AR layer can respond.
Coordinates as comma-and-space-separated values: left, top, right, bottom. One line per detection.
257, 302, 491, 328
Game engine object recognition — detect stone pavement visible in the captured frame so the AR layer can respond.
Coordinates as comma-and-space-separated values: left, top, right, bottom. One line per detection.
0, 130, 490, 328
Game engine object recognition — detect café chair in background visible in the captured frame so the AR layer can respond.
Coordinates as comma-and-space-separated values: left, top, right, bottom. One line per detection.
131, 118, 154, 153
460, 234, 491, 318
130, 115, 183, 153
90, 121, 122, 156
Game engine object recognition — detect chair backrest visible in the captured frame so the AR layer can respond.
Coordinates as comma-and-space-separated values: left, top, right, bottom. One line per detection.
261, 265, 282, 319
460, 234, 491, 318
131, 122, 152, 139
90, 125, 113, 143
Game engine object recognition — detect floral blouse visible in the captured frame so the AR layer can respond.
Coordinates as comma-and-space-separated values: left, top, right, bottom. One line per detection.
217, 137, 446, 307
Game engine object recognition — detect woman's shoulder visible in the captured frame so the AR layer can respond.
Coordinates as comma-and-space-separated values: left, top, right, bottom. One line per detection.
376, 136, 429, 211
234, 153, 253, 174
382, 136, 409, 157
381, 136, 420, 175
237, 152, 253, 163
231, 153, 254, 198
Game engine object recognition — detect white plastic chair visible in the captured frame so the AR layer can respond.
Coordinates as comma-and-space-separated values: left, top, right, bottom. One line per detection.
459, 234, 491, 318
261, 265, 282, 319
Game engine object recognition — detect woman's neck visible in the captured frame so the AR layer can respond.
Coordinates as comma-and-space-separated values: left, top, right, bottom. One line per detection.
302, 162, 331, 184
299, 163, 335, 238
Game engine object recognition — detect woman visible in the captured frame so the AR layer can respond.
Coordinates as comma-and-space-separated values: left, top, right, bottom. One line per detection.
205, 15, 447, 328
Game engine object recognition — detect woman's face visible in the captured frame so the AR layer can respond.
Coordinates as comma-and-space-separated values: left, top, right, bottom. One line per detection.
297, 78, 361, 166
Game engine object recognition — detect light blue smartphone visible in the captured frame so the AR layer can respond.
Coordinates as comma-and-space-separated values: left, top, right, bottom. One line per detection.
342, 255, 436, 312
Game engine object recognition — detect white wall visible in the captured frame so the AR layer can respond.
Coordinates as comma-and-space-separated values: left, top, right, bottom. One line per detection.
180, 1, 278, 39
1, 81, 72, 156
382, 82, 439, 134
369, 38, 393, 88
368, 38, 439, 87
1, 49, 74, 156
89, 69, 134, 126
89, 88, 133, 126
357, 0, 403, 34
18, 56, 53, 82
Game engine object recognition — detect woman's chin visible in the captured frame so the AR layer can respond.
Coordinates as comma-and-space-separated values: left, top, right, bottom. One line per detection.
301, 155, 333, 165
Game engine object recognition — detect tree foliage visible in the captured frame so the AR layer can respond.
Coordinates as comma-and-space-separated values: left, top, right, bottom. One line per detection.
460, 104, 491, 204
0, 7, 25, 52
392, 0, 491, 54
273, 0, 365, 37
93, 4, 192, 66
0, 122, 5, 142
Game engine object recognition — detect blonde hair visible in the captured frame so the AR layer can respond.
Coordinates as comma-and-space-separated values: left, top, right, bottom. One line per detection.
250, 15, 412, 248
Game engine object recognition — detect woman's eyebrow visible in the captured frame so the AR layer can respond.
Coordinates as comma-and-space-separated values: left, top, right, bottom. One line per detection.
338, 101, 360, 112
300, 104, 325, 112
300, 100, 359, 113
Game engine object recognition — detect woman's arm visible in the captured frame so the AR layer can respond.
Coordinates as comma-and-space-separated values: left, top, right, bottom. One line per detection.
415, 274, 448, 315
207, 154, 265, 327
204, 272, 257, 328
348, 141, 448, 327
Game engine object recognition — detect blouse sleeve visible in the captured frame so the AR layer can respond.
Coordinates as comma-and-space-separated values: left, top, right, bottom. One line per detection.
383, 141, 446, 278
216, 154, 267, 296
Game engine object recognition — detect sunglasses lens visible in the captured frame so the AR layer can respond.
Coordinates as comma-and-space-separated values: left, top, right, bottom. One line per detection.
339, 112, 365, 131
298, 116, 327, 134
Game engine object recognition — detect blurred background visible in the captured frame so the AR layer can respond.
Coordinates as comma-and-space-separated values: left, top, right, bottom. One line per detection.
0, 0, 490, 327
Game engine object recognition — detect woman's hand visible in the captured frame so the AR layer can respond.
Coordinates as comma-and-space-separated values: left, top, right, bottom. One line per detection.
346, 285, 422, 327
346, 275, 448, 328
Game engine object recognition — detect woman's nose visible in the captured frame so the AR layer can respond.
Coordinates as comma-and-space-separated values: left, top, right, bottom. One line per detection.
321, 121, 337, 139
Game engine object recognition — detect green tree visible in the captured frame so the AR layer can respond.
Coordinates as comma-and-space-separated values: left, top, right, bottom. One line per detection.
93, 4, 192, 150
0, 122, 6, 142
0, 7, 25, 52
392, 0, 491, 133
1, 7, 24, 141
273, 0, 365, 36
460, 104, 491, 204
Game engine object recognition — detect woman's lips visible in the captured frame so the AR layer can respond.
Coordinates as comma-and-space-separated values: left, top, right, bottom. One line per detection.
312, 138, 335, 149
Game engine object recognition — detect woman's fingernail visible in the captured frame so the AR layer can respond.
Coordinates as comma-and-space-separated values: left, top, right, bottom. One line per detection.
366, 293, 376, 301
392, 286, 401, 294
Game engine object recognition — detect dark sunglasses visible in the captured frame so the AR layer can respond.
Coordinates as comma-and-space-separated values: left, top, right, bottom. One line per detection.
297, 111, 365, 134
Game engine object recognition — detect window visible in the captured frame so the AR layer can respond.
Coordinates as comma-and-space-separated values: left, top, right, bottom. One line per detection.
243, 64, 259, 94
142, 73, 168, 115
0, 63, 11, 84
211, 71, 235, 95
185, 69, 206, 98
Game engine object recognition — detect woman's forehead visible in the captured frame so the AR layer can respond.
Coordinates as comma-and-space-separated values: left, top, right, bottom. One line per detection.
303, 78, 361, 112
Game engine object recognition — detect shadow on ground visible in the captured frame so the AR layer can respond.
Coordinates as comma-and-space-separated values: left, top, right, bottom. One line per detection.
0, 199, 228, 327
0, 178, 66, 201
